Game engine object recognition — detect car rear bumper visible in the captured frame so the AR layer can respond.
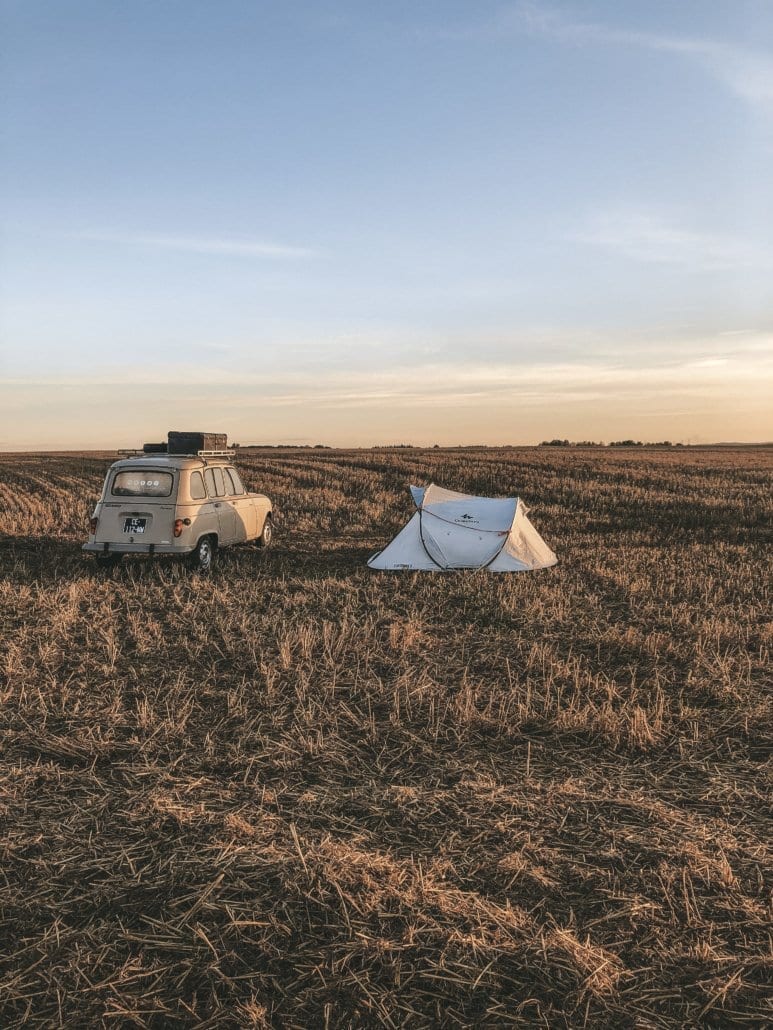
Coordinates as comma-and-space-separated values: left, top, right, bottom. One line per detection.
82, 541, 194, 555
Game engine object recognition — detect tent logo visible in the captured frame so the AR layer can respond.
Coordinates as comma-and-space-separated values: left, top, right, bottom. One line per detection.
458, 513, 477, 522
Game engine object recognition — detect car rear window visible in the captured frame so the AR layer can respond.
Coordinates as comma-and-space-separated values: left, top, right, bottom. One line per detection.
112, 471, 173, 497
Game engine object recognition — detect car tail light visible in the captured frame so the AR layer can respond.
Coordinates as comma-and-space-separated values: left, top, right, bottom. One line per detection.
89, 516, 98, 534
173, 517, 191, 538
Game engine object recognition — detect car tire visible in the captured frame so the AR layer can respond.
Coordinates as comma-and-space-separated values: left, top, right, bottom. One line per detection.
189, 535, 216, 574
95, 553, 122, 573
256, 515, 273, 548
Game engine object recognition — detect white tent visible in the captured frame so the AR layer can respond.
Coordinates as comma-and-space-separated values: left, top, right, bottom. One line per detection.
368, 484, 557, 572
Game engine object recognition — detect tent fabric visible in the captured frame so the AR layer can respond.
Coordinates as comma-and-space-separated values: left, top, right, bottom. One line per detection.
368, 483, 557, 572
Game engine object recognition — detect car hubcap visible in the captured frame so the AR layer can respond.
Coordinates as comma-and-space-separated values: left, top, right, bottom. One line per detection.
264, 524, 272, 544
200, 541, 211, 568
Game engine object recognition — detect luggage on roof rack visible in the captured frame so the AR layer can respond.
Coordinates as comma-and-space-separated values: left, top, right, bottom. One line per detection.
143, 442, 168, 453
167, 431, 227, 455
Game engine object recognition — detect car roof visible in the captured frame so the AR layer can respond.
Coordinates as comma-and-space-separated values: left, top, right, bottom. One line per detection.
109, 456, 234, 472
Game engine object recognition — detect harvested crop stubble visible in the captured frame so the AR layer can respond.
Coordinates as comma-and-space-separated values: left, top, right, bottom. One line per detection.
0, 446, 771, 1027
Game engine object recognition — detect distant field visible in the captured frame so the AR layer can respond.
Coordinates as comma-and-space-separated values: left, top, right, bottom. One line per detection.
1, 447, 771, 1028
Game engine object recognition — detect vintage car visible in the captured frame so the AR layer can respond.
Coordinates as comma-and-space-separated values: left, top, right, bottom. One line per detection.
83, 451, 272, 572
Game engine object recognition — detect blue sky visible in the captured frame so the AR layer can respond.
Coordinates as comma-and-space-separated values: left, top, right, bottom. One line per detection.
2, 0, 772, 446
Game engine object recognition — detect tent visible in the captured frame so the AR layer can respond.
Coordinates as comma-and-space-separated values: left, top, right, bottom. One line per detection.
368, 484, 557, 572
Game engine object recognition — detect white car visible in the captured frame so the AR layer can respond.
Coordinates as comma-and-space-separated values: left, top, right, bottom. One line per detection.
83, 453, 273, 572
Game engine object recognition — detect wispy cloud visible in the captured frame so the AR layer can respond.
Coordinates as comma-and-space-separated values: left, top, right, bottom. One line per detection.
5, 332, 770, 404
571, 206, 773, 270
481, 2, 773, 113
80, 231, 315, 259
4, 332, 771, 445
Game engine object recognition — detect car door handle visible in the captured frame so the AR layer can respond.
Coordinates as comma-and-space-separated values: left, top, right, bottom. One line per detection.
214, 502, 221, 508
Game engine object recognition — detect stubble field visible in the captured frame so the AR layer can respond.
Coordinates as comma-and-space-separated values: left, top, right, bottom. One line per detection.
0, 446, 771, 1028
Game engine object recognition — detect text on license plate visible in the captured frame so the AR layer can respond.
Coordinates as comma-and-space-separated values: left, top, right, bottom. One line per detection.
123, 517, 147, 534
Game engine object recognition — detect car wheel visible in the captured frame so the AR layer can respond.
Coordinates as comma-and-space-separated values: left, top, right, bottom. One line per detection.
95, 553, 122, 573
189, 535, 216, 573
256, 515, 273, 548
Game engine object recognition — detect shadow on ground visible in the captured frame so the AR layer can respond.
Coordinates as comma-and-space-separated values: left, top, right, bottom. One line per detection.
0, 534, 377, 584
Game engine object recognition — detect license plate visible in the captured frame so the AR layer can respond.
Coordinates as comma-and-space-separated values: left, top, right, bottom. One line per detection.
123, 517, 147, 534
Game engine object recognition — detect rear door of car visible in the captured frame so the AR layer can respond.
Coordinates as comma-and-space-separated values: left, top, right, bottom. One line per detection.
185, 469, 219, 544
95, 467, 176, 544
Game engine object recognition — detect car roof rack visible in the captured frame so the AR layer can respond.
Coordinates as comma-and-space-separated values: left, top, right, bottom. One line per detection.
113, 448, 237, 461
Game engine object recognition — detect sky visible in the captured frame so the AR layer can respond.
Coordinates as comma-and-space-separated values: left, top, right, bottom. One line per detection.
1, 0, 772, 448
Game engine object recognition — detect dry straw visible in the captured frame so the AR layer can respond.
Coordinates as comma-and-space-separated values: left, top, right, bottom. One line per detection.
0, 446, 771, 1026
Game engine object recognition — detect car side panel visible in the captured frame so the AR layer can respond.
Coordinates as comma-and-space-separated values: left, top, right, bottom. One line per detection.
214, 497, 241, 545
251, 495, 272, 535
229, 496, 256, 540
176, 499, 221, 549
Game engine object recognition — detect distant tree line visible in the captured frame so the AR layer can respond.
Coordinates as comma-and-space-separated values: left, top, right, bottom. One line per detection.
236, 440, 685, 450
539, 439, 680, 448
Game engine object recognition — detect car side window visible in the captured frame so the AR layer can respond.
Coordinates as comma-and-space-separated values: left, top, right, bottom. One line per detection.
212, 467, 226, 496
203, 468, 217, 497
190, 471, 207, 499
224, 468, 244, 495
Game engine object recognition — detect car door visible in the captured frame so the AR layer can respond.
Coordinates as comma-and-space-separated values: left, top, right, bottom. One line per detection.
222, 466, 254, 542
203, 466, 240, 545
186, 468, 219, 543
